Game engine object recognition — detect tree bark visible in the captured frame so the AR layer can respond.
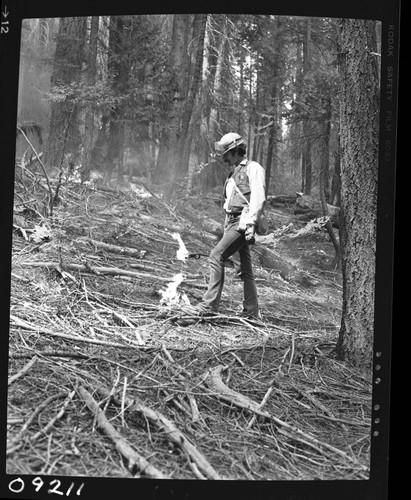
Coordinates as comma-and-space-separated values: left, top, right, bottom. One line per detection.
331, 136, 342, 207
302, 18, 312, 194
177, 14, 208, 186
155, 14, 191, 193
319, 97, 340, 268
80, 16, 99, 182
200, 16, 230, 193
335, 19, 379, 372
264, 17, 283, 195
46, 17, 86, 169
105, 16, 128, 185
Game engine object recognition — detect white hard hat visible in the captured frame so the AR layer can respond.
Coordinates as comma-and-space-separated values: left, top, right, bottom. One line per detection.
214, 132, 245, 155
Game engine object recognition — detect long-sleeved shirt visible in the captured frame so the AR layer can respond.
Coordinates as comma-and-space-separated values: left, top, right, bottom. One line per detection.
223, 158, 266, 225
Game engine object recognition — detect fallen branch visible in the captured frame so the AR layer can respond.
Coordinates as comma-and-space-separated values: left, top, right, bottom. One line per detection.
77, 385, 168, 479
205, 365, 368, 472
9, 349, 89, 360
20, 261, 207, 288
84, 237, 145, 258
7, 392, 69, 455
112, 312, 144, 345
187, 393, 201, 423
95, 385, 221, 480
8, 355, 38, 386
247, 381, 276, 429
9, 314, 143, 349
252, 245, 297, 278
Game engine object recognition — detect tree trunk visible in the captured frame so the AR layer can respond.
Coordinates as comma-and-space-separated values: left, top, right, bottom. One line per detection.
334, 19, 380, 372
197, 16, 230, 194
331, 135, 341, 207
46, 17, 86, 169
105, 16, 128, 185
302, 18, 312, 194
177, 14, 207, 186
208, 17, 228, 141
319, 98, 340, 268
252, 58, 263, 161
264, 17, 283, 195
237, 52, 245, 132
80, 16, 99, 182
156, 14, 191, 194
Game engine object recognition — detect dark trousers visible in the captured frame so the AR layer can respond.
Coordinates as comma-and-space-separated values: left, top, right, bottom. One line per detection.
201, 215, 259, 318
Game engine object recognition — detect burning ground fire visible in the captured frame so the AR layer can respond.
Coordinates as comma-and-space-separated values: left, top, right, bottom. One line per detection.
159, 233, 191, 307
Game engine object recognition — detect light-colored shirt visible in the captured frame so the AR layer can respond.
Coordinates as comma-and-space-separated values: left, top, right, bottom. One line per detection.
224, 159, 266, 225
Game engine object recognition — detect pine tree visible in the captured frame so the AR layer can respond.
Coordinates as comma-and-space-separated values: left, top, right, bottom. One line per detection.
335, 19, 380, 372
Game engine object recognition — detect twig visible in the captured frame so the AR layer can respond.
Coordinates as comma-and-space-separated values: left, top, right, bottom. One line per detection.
16, 125, 53, 215
247, 382, 276, 429
7, 392, 68, 455
77, 385, 168, 479
158, 346, 201, 423
278, 347, 291, 376
205, 365, 368, 471
188, 460, 207, 480
121, 377, 128, 427
163, 390, 192, 418
161, 343, 175, 363
8, 355, 38, 386
288, 331, 296, 372
293, 387, 349, 431
9, 349, 89, 360
95, 385, 221, 480
230, 351, 245, 367
20, 261, 207, 288
112, 312, 144, 345
102, 368, 121, 414
9, 314, 143, 349
84, 237, 146, 258
29, 389, 76, 442
187, 393, 201, 423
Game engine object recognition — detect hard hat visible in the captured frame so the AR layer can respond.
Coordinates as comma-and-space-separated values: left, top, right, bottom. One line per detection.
214, 132, 245, 155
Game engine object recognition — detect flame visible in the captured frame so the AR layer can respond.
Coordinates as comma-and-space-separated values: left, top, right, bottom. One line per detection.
172, 232, 189, 261
159, 273, 190, 307
158, 233, 191, 307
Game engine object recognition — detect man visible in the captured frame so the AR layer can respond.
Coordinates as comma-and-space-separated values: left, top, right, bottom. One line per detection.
196, 132, 266, 319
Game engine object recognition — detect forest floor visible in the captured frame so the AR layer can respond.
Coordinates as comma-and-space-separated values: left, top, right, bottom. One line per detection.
7, 175, 372, 482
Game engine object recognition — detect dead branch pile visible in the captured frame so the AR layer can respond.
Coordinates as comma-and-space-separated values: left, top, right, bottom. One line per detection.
7, 178, 371, 480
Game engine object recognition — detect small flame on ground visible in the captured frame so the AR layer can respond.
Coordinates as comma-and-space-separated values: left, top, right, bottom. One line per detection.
159, 273, 191, 307
171, 232, 189, 261
159, 233, 191, 307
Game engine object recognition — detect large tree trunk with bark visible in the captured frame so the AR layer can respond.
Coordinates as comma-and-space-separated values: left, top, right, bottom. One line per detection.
302, 18, 313, 194
177, 14, 208, 188
200, 16, 230, 193
335, 19, 379, 372
264, 17, 283, 196
155, 14, 191, 192
80, 16, 99, 182
105, 16, 128, 185
46, 17, 86, 169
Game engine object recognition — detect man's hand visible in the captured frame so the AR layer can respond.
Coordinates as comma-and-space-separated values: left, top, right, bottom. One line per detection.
245, 224, 256, 245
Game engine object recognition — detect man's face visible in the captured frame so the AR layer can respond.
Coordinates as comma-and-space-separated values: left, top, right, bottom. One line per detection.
222, 150, 236, 166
